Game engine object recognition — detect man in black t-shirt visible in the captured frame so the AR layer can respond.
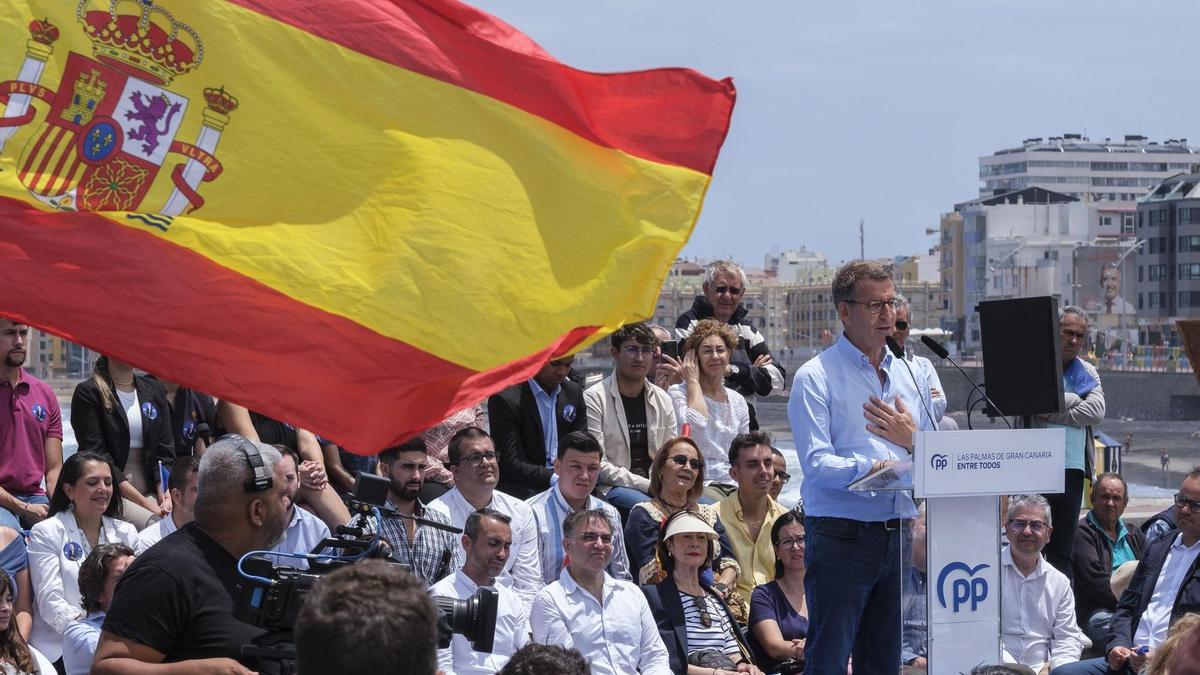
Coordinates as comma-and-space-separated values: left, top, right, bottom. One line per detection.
93, 436, 293, 675
583, 322, 678, 513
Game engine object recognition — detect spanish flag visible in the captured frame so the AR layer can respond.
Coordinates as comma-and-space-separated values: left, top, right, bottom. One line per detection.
0, 0, 734, 452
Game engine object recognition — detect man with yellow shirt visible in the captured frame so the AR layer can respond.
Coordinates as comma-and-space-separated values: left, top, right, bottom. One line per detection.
718, 431, 788, 599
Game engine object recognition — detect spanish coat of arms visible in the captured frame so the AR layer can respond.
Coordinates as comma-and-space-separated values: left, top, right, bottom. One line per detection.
0, 0, 236, 217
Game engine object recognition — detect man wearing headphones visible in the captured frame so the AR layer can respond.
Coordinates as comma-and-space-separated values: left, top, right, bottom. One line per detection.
92, 436, 292, 675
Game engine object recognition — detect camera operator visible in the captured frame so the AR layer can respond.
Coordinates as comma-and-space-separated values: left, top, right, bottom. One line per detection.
295, 559, 438, 675
92, 436, 292, 674
429, 508, 528, 674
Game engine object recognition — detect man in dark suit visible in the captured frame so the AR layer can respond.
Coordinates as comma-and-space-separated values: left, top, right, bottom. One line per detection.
489, 355, 586, 499
1051, 469, 1200, 675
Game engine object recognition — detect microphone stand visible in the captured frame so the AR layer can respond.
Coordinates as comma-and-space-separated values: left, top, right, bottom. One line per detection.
919, 336, 1011, 430
886, 335, 938, 431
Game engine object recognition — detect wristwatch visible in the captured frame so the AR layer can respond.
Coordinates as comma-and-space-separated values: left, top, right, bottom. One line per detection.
712, 582, 730, 597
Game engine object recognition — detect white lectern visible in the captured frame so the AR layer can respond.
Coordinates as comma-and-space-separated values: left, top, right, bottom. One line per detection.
915, 428, 1066, 675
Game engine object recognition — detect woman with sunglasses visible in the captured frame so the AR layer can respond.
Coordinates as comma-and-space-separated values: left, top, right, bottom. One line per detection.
626, 438, 740, 593
669, 320, 750, 502
748, 510, 808, 674
641, 511, 762, 675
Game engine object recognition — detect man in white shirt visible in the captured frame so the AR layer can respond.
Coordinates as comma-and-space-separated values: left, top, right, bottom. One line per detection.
1052, 470, 1200, 675
429, 508, 528, 675
530, 508, 670, 675
525, 430, 629, 584
271, 445, 331, 568
428, 427, 543, 609
135, 455, 199, 553
1000, 494, 1087, 673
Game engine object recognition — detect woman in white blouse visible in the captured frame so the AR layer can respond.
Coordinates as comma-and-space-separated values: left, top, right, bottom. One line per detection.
27, 452, 138, 663
669, 319, 750, 503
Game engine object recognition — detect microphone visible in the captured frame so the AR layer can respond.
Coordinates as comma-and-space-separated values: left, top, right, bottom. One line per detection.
919, 335, 1011, 429
886, 336, 938, 431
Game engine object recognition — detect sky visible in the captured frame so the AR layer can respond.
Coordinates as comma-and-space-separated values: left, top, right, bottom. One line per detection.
469, 1, 1200, 268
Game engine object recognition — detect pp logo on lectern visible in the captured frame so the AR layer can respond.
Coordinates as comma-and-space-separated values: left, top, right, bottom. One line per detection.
936, 562, 990, 613
930, 453, 949, 470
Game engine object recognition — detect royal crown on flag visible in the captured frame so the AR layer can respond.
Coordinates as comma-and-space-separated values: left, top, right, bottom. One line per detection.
203, 86, 238, 116
75, 0, 203, 86
28, 19, 61, 46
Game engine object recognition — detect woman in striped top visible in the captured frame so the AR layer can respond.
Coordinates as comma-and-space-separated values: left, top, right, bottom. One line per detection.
642, 511, 761, 675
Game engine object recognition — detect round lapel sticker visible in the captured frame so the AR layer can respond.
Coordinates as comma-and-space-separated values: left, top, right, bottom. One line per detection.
63, 541, 84, 562
31, 403, 47, 422
142, 401, 158, 420
182, 419, 196, 440
562, 404, 577, 424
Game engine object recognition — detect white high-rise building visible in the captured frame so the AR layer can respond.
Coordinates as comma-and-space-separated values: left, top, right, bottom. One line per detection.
980, 134, 1200, 203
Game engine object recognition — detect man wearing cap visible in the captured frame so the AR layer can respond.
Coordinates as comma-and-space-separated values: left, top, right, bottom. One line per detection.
0, 319, 63, 530
489, 355, 587, 499
1072, 473, 1146, 647
530, 508, 670, 675
787, 260, 934, 674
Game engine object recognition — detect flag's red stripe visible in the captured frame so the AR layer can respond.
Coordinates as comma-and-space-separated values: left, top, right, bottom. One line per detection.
225, 0, 735, 175
0, 197, 598, 453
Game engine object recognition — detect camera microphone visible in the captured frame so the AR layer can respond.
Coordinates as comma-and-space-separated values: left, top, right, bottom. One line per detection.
886, 336, 937, 431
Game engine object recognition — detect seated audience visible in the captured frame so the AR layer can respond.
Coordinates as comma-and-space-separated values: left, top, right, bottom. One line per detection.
489, 355, 586, 499
429, 509, 528, 674
372, 438, 460, 587
92, 437, 290, 673
499, 643, 591, 675
417, 403, 487, 502
584, 323, 677, 512
28, 452, 138, 663
270, 445, 331, 568
428, 427, 542, 609
749, 510, 808, 674
531, 509, 671, 675
135, 455, 199, 554
641, 511, 762, 675
526, 431, 629, 583
768, 448, 790, 502
296, 560, 437, 675
1052, 470, 1200, 675
62, 543, 134, 675
624, 437, 739, 592
902, 506, 928, 673
1000, 495, 1086, 672
718, 432, 787, 600
1072, 472, 1145, 646
70, 356, 174, 528
669, 320, 749, 501
0, 528, 31, 641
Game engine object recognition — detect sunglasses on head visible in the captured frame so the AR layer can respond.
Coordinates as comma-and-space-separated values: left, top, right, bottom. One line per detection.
669, 454, 703, 470
895, 319, 909, 331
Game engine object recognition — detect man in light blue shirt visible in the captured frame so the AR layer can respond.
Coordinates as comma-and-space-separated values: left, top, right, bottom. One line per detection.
787, 259, 933, 674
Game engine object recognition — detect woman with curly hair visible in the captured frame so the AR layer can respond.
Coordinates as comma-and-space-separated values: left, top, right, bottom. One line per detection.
669, 319, 750, 502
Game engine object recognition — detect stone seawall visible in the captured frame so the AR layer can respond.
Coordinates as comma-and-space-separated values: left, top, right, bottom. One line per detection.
934, 366, 1200, 421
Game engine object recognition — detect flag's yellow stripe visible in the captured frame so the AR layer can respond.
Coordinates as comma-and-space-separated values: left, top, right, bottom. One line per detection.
109, 3, 708, 371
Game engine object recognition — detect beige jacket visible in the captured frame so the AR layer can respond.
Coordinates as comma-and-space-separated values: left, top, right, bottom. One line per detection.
584, 373, 677, 494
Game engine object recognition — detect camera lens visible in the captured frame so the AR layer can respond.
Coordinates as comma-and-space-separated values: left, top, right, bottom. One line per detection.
432, 587, 498, 653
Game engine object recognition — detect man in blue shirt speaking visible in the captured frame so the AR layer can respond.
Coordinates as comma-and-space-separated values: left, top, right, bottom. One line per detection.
787, 259, 934, 674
